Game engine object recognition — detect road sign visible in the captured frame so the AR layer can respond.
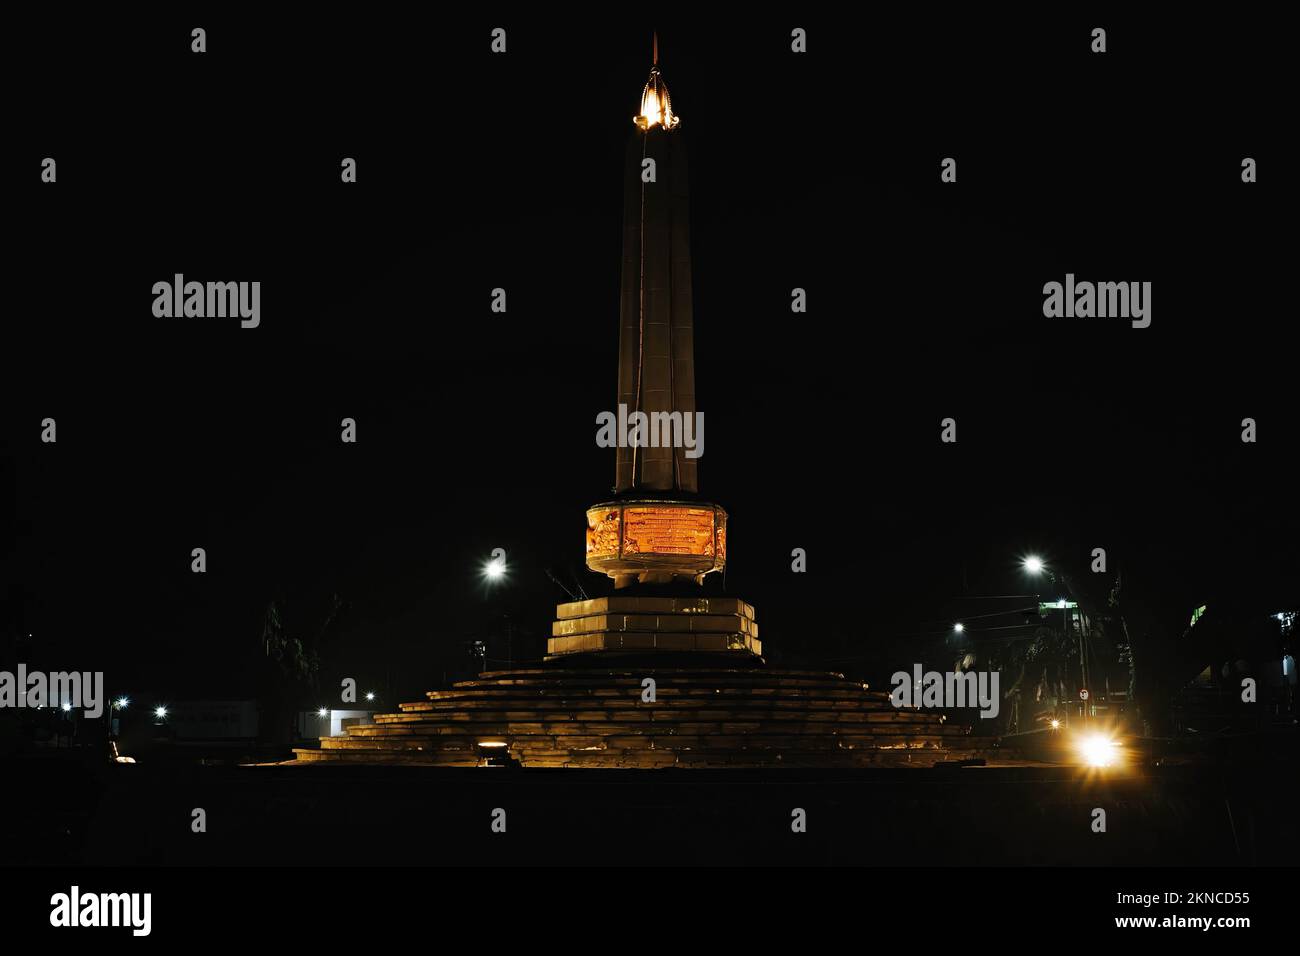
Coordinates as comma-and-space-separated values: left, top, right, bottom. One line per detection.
1079, 688, 1090, 700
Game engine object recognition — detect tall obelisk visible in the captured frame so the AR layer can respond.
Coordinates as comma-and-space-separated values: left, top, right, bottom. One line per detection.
584, 37, 730, 592
615, 35, 697, 494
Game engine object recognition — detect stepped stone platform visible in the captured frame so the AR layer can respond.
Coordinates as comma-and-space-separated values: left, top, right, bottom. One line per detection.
292, 665, 999, 768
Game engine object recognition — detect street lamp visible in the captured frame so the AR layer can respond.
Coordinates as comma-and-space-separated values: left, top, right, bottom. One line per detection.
1020, 551, 1094, 723
953, 623, 965, 634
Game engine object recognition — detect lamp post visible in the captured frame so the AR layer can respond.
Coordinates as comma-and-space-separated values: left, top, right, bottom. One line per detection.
481, 552, 515, 668
1022, 554, 1090, 722
111, 696, 128, 737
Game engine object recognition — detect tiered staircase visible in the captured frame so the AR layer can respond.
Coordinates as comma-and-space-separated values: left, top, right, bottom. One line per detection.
292, 666, 998, 768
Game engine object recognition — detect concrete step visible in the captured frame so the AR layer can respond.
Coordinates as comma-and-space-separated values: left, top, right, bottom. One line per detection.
291, 666, 998, 768
408, 687, 893, 710
344, 716, 969, 737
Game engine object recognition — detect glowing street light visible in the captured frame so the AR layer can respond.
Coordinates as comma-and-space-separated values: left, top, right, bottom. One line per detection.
114, 697, 130, 710
1076, 732, 1120, 767
317, 707, 329, 718
365, 692, 376, 702
1023, 555, 1044, 575
483, 555, 507, 581
154, 706, 168, 719
953, 623, 965, 633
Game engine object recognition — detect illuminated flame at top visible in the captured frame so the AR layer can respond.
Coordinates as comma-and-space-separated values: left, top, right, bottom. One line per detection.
635, 66, 679, 130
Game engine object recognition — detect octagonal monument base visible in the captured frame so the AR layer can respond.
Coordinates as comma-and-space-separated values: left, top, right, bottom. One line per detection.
585, 499, 726, 588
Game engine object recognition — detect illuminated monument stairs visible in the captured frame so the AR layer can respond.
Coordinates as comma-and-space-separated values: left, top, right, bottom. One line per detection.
293, 665, 992, 768
292, 43, 994, 768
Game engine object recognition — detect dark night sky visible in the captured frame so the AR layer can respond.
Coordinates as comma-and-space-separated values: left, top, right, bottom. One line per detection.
2, 12, 1294, 706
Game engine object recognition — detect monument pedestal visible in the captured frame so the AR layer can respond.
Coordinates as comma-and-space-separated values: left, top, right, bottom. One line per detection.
548, 596, 760, 659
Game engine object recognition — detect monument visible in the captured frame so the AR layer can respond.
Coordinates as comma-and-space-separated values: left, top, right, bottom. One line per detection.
291, 41, 995, 768
561, 39, 754, 658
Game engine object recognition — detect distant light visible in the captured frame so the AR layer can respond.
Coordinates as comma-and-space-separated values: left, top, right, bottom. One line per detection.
1023, 556, 1044, 574
1077, 733, 1119, 767
317, 708, 329, 718
953, 623, 965, 633
61, 702, 72, 712
154, 706, 167, 719
1057, 598, 1067, 608
365, 692, 376, 702
115, 697, 130, 710
483, 558, 506, 580
1050, 719, 1061, 730
478, 740, 509, 749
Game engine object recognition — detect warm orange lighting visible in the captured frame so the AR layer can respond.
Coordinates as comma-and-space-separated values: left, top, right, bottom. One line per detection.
587, 503, 718, 560
634, 68, 679, 130
623, 505, 714, 556
585, 500, 727, 585
586, 508, 622, 559
1076, 732, 1121, 767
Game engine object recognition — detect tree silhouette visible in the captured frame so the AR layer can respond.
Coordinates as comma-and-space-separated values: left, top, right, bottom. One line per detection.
258, 592, 345, 745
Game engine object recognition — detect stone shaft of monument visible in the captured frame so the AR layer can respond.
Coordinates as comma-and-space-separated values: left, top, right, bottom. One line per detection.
615, 123, 696, 494
589, 56, 722, 590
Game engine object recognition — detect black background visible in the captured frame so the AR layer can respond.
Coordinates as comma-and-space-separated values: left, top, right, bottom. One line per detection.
3, 9, 1294, 707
